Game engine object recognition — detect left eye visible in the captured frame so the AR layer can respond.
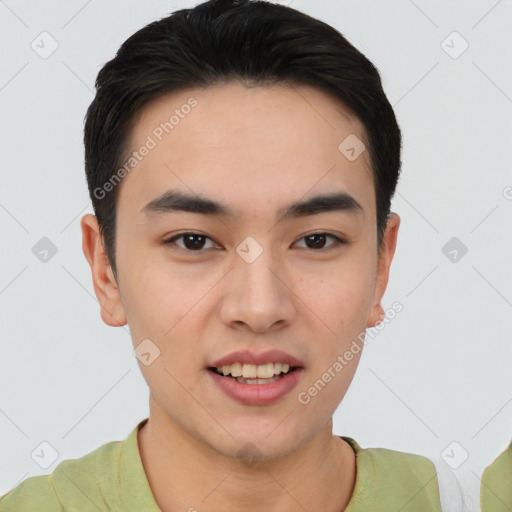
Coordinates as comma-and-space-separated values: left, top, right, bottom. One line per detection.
294, 233, 345, 251
163, 232, 345, 252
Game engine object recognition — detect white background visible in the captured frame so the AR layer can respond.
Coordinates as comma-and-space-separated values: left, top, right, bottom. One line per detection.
1, 0, 511, 508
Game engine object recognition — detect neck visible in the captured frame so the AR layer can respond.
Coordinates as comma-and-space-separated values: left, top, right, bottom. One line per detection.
138, 401, 356, 512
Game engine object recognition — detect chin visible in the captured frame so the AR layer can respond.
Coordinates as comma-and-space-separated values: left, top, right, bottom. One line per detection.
207, 428, 305, 463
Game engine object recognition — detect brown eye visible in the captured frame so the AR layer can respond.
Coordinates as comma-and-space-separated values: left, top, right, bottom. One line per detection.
163, 231, 346, 253
164, 232, 218, 251
295, 233, 346, 251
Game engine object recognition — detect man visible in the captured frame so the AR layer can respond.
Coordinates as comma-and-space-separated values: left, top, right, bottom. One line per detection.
0, 1, 443, 510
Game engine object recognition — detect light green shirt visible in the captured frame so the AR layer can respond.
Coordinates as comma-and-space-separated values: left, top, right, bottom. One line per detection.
481, 440, 512, 512
0, 418, 441, 511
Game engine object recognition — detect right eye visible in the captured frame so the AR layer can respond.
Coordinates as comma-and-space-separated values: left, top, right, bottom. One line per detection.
163, 232, 221, 252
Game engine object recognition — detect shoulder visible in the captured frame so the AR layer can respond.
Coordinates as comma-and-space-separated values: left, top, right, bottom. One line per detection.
0, 473, 62, 512
341, 436, 442, 511
481, 440, 512, 512
0, 433, 128, 512
342, 436, 439, 479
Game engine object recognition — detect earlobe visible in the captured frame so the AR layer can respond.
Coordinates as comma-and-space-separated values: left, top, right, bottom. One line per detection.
80, 214, 127, 327
366, 213, 401, 329
367, 303, 385, 329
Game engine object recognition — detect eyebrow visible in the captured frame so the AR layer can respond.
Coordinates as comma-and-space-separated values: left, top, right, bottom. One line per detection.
140, 189, 364, 221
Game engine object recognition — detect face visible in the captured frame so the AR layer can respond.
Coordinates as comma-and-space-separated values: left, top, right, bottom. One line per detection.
81, 80, 399, 461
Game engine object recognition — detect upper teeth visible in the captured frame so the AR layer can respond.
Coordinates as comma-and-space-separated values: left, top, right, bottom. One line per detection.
217, 362, 291, 378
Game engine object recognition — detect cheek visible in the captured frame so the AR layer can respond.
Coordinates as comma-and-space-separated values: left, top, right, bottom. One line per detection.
295, 350, 361, 428
294, 263, 373, 397
122, 262, 217, 373
298, 264, 374, 329
119, 254, 203, 333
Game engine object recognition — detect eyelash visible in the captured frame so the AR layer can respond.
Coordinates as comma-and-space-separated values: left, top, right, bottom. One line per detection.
162, 232, 347, 253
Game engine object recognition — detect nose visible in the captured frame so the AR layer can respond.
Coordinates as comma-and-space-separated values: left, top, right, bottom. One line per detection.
219, 244, 296, 334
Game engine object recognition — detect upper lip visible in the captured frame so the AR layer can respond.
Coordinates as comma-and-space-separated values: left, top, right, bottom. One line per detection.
209, 349, 304, 368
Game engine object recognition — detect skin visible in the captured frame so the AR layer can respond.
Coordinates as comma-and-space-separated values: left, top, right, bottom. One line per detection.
81, 80, 400, 512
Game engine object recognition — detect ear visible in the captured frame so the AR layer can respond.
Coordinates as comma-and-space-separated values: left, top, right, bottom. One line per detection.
80, 213, 127, 327
366, 213, 400, 328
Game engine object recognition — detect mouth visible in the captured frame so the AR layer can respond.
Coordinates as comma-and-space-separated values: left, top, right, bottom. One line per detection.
207, 363, 301, 385
206, 349, 305, 404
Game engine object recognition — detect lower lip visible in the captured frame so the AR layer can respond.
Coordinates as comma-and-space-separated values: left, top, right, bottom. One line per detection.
207, 368, 304, 406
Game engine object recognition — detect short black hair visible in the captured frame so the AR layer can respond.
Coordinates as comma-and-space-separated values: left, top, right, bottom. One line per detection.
84, 0, 402, 281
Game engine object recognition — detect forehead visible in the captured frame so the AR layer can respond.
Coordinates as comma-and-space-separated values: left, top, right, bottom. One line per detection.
118, 80, 374, 222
